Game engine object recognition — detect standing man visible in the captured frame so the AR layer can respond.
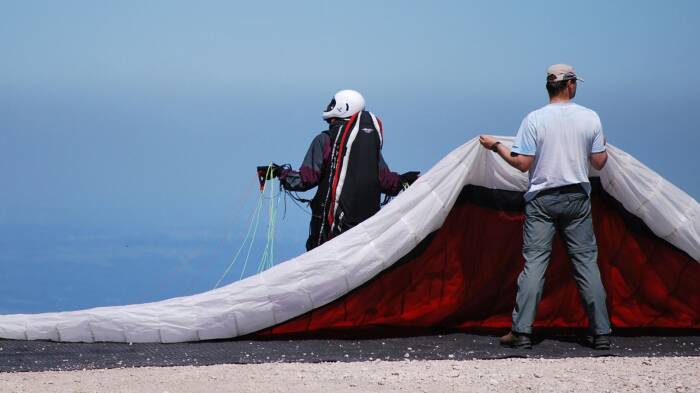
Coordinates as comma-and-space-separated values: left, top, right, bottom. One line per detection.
265, 90, 418, 251
479, 64, 611, 350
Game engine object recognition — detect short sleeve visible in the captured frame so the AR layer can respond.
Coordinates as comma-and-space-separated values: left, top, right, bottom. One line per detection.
591, 115, 606, 153
511, 115, 537, 156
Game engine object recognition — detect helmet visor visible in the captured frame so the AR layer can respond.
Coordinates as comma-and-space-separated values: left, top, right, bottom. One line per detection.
325, 98, 336, 113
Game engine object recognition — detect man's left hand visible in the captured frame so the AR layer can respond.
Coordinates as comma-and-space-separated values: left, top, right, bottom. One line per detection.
479, 135, 498, 150
399, 171, 420, 185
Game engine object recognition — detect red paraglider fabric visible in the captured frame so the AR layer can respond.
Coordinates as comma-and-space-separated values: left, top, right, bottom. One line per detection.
260, 184, 700, 337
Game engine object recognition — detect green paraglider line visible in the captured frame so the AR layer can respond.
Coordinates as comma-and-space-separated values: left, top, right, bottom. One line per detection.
249, 164, 286, 277
213, 165, 273, 288
239, 165, 271, 280
257, 168, 282, 274
212, 181, 265, 289
191, 176, 257, 292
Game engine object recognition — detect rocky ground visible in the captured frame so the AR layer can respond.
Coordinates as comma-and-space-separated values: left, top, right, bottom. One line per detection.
1, 356, 698, 393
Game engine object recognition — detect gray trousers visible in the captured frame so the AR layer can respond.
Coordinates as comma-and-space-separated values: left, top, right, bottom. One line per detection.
512, 187, 611, 335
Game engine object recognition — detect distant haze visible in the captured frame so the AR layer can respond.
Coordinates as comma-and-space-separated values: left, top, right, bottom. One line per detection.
1, 1, 698, 313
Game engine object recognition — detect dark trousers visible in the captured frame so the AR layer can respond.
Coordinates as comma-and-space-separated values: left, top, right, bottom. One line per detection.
306, 215, 324, 251
305, 213, 358, 251
512, 186, 612, 335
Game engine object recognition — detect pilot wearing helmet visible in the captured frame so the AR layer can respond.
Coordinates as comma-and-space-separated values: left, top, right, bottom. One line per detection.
267, 90, 418, 251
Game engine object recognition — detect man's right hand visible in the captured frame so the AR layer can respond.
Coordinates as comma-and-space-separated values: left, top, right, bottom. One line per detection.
257, 164, 281, 180
479, 135, 498, 150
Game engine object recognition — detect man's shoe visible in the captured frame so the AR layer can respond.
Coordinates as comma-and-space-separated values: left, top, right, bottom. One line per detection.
499, 331, 532, 349
592, 334, 611, 350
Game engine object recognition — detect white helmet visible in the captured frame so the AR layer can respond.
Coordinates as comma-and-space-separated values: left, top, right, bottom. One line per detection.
322, 89, 365, 120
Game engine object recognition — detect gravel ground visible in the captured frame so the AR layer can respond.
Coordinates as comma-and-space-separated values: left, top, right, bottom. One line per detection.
4, 334, 699, 372
1, 356, 698, 393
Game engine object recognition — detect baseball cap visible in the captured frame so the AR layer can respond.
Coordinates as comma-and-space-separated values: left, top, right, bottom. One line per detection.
546, 64, 584, 82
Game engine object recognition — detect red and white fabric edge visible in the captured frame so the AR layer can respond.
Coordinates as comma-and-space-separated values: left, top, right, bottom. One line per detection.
0, 137, 697, 343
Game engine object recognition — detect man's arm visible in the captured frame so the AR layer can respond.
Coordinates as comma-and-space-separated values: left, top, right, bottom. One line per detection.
479, 135, 534, 172
589, 118, 608, 170
377, 153, 420, 196
590, 151, 608, 170
279, 133, 330, 192
378, 153, 402, 196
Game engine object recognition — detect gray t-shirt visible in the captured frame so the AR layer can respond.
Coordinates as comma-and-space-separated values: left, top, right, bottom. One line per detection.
511, 102, 606, 201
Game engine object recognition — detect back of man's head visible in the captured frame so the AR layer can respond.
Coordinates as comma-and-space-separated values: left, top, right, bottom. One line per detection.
546, 78, 573, 98
545, 64, 582, 100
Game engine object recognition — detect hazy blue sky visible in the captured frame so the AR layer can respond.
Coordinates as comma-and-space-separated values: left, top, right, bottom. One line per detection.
1, 1, 698, 312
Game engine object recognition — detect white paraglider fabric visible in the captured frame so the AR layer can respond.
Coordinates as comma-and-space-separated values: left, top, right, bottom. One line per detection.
0, 138, 697, 343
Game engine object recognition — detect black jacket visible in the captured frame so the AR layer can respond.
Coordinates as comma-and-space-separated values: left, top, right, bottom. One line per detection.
280, 111, 401, 249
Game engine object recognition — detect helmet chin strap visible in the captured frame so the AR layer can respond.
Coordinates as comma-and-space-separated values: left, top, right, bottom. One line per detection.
325, 117, 350, 125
